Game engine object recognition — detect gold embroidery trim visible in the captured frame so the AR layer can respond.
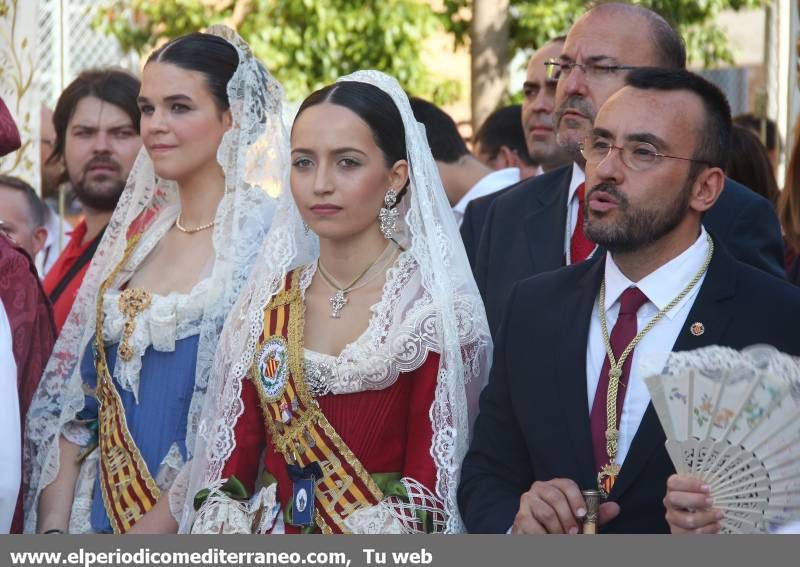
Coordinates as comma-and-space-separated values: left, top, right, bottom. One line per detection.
249, 269, 384, 533
94, 234, 162, 533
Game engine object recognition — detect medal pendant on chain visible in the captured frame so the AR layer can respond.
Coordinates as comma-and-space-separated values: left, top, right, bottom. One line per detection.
329, 290, 347, 318
597, 462, 621, 498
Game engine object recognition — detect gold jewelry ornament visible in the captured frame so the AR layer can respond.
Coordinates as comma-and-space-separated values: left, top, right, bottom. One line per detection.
316, 242, 399, 318
117, 287, 153, 362
690, 322, 705, 336
175, 213, 216, 234
596, 233, 714, 496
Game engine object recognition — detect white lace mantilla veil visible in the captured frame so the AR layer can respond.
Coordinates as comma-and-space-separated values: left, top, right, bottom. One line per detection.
179, 70, 493, 534
23, 25, 289, 533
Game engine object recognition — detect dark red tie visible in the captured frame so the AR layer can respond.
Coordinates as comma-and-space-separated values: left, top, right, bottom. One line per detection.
590, 286, 649, 477
570, 183, 595, 264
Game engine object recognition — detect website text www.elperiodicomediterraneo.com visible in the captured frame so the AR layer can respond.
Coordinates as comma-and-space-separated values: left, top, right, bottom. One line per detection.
7, 546, 435, 567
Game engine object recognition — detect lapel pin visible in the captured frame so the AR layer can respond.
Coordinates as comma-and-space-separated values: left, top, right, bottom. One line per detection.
690, 322, 705, 336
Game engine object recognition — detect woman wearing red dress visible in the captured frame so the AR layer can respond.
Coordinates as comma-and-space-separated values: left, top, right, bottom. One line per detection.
180, 71, 492, 534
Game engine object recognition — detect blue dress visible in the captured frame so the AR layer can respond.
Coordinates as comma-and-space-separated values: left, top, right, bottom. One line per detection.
77, 335, 199, 533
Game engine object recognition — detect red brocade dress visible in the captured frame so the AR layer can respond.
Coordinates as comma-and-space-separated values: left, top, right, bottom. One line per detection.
192, 261, 449, 534
221, 352, 440, 534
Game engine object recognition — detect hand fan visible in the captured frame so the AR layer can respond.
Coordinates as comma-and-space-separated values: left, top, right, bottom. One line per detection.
644, 345, 800, 533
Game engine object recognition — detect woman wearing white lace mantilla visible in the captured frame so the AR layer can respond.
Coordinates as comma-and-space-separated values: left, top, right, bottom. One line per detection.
182, 72, 492, 534
25, 27, 287, 534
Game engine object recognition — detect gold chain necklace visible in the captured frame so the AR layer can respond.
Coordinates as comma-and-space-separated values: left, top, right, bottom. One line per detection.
175, 213, 215, 234
316, 242, 398, 318
597, 232, 713, 496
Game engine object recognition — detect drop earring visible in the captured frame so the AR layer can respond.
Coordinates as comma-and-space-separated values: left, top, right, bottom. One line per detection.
378, 189, 399, 240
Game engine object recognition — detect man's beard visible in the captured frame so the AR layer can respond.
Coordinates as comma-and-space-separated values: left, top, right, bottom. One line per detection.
584, 179, 692, 254
72, 157, 127, 212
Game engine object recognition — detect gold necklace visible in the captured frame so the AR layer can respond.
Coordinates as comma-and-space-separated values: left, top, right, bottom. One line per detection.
316, 242, 398, 318
175, 213, 215, 234
597, 232, 713, 496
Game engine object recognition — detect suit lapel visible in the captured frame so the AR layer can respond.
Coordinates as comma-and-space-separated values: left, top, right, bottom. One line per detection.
609, 236, 737, 501
554, 258, 604, 490
523, 168, 571, 273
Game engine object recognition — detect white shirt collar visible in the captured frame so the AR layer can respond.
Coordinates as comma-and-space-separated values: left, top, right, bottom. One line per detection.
452, 167, 521, 215
568, 162, 585, 203
603, 226, 710, 320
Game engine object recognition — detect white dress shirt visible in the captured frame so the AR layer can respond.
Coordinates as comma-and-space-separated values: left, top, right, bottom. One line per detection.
452, 167, 521, 226
586, 227, 710, 468
563, 163, 589, 264
0, 301, 21, 533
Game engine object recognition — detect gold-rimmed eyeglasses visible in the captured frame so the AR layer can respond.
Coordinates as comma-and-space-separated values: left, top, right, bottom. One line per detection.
580, 138, 711, 172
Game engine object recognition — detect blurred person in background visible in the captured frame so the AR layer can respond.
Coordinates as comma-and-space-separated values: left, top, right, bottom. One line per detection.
460, 37, 572, 267
727, 125, 779, 207
520, 36, 572, 173
0, 95, 21, 157
734, 113, 781, 174
0, 115, 56, 533
411, 97, 519, 226
779, 121, 800, 284
42, 69, 142, 333
0, 288, 21, 534
38, 105, 73, 276
473, 105, 540, 179
0, 175, 49, 261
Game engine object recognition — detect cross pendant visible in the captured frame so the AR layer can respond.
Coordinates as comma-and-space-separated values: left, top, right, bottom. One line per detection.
329, 290, 348, 318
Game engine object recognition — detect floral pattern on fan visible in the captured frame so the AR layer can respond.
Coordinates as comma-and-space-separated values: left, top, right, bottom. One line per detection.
644, 345, 800, 533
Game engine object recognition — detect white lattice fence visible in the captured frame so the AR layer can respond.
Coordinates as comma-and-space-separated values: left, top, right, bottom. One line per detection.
37, 0, 137, 108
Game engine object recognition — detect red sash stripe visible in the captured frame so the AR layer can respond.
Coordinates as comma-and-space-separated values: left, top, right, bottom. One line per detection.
248, 268, 384, 533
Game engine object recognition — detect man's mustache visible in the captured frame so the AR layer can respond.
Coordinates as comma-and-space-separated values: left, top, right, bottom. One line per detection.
554, 95, 595, 126
587, 182, 628, 206
83, 156, 121, 174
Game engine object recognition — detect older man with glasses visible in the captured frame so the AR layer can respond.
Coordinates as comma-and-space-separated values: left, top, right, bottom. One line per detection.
464, 2, 785, 334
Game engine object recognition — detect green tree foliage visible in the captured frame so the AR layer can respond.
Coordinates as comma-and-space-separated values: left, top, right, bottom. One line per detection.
440, 0, 767, 69
96, 0, 461, 103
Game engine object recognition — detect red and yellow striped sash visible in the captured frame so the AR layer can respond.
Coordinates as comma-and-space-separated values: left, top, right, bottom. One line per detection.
249, 270, 384, 533
94, 234, 161, 533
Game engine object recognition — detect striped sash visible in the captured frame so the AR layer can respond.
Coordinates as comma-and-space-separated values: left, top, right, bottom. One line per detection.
249, 269, 384, 533
94, 234, 161, 533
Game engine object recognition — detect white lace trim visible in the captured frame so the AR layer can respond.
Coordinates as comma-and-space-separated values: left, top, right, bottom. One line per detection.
67, 449, 98, 534
191, 482, 280, 534
168, 464, 191, 525
102, 281, 212, 401
344, 477, 445, 534
343, 502, 406, 534
298, 255, 484, 395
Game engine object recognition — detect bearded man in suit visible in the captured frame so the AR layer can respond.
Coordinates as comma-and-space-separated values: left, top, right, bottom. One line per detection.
458, 68, 800, 534
462, 3, 785, 334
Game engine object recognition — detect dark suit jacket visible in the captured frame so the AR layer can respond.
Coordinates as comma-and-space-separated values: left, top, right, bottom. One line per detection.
457, 239, 800, 533
461, 166, 786, 331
